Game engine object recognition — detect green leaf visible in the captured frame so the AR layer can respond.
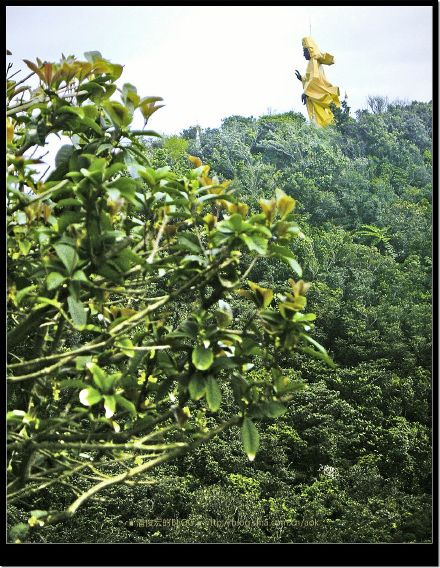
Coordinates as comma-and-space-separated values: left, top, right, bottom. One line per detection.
241, 418, 260, 461
75, 356, 92, 370
260, 401, 287, 418
241, 337, 261, 356
129, 129, 161, 137
240, 233, 268, 255
115, 395, 137, 416
108, 250, 137, 274
181, 254, 206, 267
140, 96, 164, 105
16, 284, 38, 306
79, 387, 102, 406
18, 240, 32, 256
82, 105, 99, 120
250, 225, 272, 238
279, 299, 306, 318
87, 157, 107, 175
97, 262, 123, 284
105, 63, 123, 81
122, 82, 137, 97
121, 83, 140, 110
300, 333, 330, 355
67, 295, 87, 326
116, 337, 135, 357
96, 143, 113, 155
108, 176, 138, 201
103, 161, 126, 181
227, 213, 244, 232
79, 81, 106, 102
218, 213, 243, 234
292, 312, 316, 322
87, 363, 107, 391
192, 345, 214, 371
6, 410, 26, 422
30, 509, 47, 520
176, 233, 202, 254
269, 244, 302, 277
218, 273, 239, 288
211, 356, 238, 371
58, 106, 84, 119
180, 320, 199, 339
215, 299, 233, 328
197, 193, 235, 204
9, 523, 30, 542
206, 376, 222, 412
299, 334, 335, 367
283, 256, 302, 277
275, 188, 296, 219
84, 51, 103, 62
248, 281, 273, 308
102, 100, 131, 128
54, 198, 82, 209
137, 166, 156, 185
54, 243, 78, 274
55, 144, 75, 168
188, 374, 206, 400
87, 363, 120, 392
72, 269, 89, 283
46, 272, 66, 291
34, 296, 62, 309
57, 211, 84, 233
299, 346, 336, 368
139, 99, 164, 123
103, 395, 116, 418
80, 116, 103, 135
23, 59, 45, 81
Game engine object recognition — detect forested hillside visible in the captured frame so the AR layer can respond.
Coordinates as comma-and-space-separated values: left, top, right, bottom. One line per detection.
135, 99, 433, 543
7, 52, 431, 544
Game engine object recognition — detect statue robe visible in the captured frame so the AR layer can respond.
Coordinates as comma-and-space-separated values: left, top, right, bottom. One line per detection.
301, 36, 341, 127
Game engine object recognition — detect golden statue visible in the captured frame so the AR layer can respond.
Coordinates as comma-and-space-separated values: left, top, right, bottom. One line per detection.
295, 36, 341, 127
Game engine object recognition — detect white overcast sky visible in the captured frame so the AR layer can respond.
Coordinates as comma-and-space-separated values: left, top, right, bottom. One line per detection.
6, 5, 433, 135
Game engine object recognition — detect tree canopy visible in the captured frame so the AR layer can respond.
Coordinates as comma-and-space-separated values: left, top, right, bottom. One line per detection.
7, 51, 432, 546
7, 52, 332, 538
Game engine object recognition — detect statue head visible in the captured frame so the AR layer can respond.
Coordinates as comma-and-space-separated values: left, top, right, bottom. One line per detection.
301, 36, 335, 65
303, 47, 311, 60
302, 36, 320, 59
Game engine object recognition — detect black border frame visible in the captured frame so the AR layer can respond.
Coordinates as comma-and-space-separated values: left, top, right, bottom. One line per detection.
4, 2, 438, 566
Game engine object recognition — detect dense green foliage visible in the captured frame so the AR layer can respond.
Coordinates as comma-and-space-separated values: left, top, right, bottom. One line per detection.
7, 53, 330, 542
7, 51, 431, 544
145, 100, 432, 544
